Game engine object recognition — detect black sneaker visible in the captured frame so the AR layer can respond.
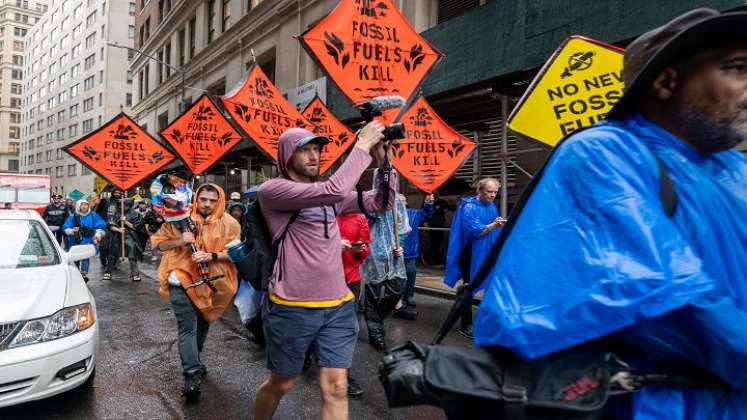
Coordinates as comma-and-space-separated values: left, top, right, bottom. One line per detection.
82, 274, 89, 283
369, 336, 386, 351
347, 377, 364, 397
182, 372, 202, 402
457, 325, 474, 340
392, 306, 419, 320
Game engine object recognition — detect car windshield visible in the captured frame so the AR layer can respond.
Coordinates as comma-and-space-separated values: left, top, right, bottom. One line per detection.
0, 219, 60, 269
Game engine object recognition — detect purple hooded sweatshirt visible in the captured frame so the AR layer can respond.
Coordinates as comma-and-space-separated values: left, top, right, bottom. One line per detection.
258, 128, 396, 307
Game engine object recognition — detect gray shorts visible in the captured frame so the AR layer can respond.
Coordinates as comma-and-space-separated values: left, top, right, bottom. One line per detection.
262, 298, 359, 378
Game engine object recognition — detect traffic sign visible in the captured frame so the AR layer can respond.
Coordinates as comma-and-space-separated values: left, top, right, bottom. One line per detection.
508, 36, 624, 147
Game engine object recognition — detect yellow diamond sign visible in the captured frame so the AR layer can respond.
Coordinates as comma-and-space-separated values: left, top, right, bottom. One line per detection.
508, 36, 625, 147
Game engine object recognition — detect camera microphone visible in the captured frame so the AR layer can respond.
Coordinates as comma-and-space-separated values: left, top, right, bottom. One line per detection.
358, 96, 406, 121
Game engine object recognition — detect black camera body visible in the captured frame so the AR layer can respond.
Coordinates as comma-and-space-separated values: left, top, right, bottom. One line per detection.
382, 123, 406, 142
358, 96, 407, 142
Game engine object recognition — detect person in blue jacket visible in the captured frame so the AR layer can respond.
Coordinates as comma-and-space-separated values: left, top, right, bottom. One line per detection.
443, 178, 504, 338
399, 193, 434, 308
63, 199, 107, 282
474, 9, 747, 419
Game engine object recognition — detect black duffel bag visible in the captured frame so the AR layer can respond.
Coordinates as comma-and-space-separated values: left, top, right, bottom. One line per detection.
380, 341, 612, 420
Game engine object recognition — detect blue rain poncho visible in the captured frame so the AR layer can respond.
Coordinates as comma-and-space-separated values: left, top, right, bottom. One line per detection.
403, 201, 434, 260
474, 114, 747, 419
443, 196, 501, 288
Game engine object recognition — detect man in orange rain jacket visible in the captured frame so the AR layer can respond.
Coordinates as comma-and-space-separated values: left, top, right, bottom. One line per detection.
150, 183, 241, 402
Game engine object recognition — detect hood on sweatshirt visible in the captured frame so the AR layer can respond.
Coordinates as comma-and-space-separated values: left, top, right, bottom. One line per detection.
192, 183, 226, 225
276, 128, 330, 180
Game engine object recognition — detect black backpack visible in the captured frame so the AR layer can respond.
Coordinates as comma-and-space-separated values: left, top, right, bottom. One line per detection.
239, 200, 299, 291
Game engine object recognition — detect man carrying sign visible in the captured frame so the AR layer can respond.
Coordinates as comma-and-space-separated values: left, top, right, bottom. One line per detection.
474, 9, 747, 418
253, 121, 394, 420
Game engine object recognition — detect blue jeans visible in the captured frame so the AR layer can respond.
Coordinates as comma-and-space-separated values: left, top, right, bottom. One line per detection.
404, 258, 418, 300
169, 285, 210, 375
75, 258, 90, 274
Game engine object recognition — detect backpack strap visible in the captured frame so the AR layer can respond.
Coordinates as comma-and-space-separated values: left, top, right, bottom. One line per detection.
272, 209, 301, 283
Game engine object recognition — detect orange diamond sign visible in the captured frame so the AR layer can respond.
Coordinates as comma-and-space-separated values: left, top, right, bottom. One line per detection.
390, 96, 475, 193
221, 64, 311, 161
160, 94, 244, 175
64, 113, 175, 191
302, 96, 355, 174
298, 0, 444, 105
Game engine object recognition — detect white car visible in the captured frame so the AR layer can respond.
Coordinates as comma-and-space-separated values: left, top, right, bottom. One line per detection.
0, 210, 98, 408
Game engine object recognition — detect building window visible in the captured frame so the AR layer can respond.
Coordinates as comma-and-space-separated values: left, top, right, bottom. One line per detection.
144, 64, 150, 95
9, 127, 20, 139
71, 84, 79, 98
222, 0, 231, 32
84, 76, 95, 91
69, 124, 78, 137
208, 0, 216, 43
82, 166, 91, 175
57, 129, 65, 141
128, 25, 134, 39
57, 148, 64, 159
11, 69, 23, 80
68, 164, 77, 176
164, 42, 171, 78
82, 119, 93, 133
189, 18, 196, 58
129, 2, 136, 16
178, 28, 186, 66
72, 44, 81, 58
70, 104, 79, 117
138, 70, 144, 101
84, 54, 95, 70
157, 50, 163, 84
8, 160, 19, 172
58, 110, 66, 122
86, 33, 96, 49
83, 97, 94, 112
159, 0, 172, 21
126, 93, 132, 106
56, 166, 63, 177
72, 64, 80, 78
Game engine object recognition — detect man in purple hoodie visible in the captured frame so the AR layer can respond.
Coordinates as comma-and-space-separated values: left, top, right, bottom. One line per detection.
253, 121, 394, 420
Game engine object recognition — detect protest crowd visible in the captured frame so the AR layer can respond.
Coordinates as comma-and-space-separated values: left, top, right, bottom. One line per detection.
9, 4, 746, 420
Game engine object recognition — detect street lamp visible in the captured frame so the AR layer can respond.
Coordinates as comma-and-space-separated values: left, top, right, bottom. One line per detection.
107, 42, 187, 112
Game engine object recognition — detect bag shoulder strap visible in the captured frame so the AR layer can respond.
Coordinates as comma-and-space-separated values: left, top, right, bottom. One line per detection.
73, 213, 81, 227
272, 210, 301, 249
657, 158, 677, 217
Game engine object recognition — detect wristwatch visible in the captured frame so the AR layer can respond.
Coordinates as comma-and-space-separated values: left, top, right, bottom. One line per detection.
211, 252, 218, 262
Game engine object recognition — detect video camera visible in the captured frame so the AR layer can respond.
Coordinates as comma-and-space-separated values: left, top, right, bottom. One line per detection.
358, 96, 407, 142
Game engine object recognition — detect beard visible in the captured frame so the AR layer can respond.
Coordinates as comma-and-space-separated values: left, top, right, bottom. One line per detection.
199, 208, 212, 218
677, 96, 747, 154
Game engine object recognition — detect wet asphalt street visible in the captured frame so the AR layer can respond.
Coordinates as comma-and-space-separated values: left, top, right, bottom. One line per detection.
0, 260, 470, 420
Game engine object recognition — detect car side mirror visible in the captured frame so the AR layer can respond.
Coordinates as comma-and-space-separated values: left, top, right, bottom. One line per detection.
67, 244, 96, 262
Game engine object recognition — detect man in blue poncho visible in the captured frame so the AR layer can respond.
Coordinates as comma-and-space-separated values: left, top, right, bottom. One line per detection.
444, 178, 504, 338
474, 9, 747, 419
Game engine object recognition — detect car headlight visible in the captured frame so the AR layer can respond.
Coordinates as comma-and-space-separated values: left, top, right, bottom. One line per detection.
8, 303, 95, 349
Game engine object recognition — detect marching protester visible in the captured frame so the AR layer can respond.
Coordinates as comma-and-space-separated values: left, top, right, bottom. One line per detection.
361, 189, 415, 344
424, 190, 456, 266
65, 197, 75, 214
42, 193, 69, 246
337, 209, 371, 397
252, 122, 394, 420
338, 210, 370, 306
102, 190, 142, 281
62, 199, 106, 282
473, 9, 747, 418
443, 178, 504, 339
150, 183, 241, 401
401, 193, 435, 307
